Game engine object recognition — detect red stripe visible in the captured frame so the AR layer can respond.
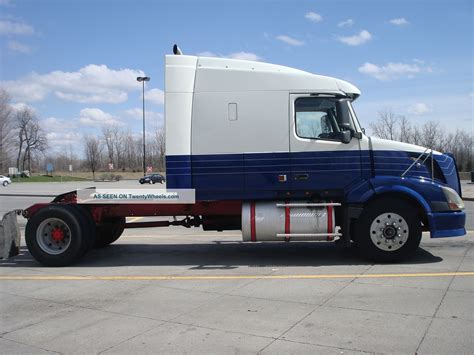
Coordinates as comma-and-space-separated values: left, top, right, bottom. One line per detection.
285, 205, 290, 241
250, 202, 256, 242
327, 205, 333, 234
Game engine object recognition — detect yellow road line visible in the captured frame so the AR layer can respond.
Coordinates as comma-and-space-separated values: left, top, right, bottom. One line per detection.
126, 216, 144, 223
0, 271, 473, 281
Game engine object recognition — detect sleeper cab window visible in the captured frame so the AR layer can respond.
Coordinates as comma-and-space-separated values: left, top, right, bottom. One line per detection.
228, 103, 238, 121
295, 97, 341, 140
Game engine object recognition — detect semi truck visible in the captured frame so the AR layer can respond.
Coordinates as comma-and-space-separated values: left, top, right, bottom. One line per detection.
5, 45, 466, 266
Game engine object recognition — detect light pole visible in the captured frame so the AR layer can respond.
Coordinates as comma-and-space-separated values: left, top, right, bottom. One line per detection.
137, 76, 150, 176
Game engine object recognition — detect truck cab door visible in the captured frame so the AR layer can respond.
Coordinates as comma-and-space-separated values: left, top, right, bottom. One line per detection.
289, 94, 365, 197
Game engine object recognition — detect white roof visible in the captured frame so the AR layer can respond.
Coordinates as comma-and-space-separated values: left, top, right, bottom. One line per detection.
165, 55, 361, 98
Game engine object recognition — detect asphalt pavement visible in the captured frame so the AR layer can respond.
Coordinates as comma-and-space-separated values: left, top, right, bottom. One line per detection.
0, 180, 473, 354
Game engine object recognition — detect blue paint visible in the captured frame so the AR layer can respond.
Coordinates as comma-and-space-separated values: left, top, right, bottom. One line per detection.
436, 153, 462, 196
428, 211, 466, 238
166, 149, 465, 239
166, 150, 460, 199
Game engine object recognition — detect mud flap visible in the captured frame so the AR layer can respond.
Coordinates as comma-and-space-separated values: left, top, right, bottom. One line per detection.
0, 211, 21, 259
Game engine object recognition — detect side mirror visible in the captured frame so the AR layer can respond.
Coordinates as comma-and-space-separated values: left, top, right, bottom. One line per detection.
340, 122, 352, 131
340, 122, 362, 140
339, 130, 352, 144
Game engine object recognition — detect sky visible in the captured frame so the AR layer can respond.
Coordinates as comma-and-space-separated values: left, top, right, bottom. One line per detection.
0, 0, 472, 153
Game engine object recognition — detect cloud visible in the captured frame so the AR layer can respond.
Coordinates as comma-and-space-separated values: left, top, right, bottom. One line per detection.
45, 131, 83, 150
41, 117, 83, 150
79, 108, 122, 127
125, 108, 164, 122
9, 102, 36, 113
42, 116, 77, 130
227, 52, 263, 61
389, 18, 409, 26
144, 88, 164, 105
0, 0, 12, 5
276, 35, 305, 46
0, 19, 35, 36
55, 91, 128, 104
305, 11, 322, 23
407, 103, 431, 115
0, 64, 149, 103
197, 51, 263, 61
197, 51, 216, 57
7, 40, 32, 53
338, 19, 354, 27
337, 30, 372, 46
358, 61, 432, 80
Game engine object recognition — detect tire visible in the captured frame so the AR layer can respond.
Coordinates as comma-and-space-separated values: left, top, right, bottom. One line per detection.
354, 198, 422, 262
2, 181, 7, 186
25, 205, 93, 266
94, 216, 126, 248
75, 205, 97, 251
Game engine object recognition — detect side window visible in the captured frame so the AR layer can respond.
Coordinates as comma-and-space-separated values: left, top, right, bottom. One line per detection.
295, 97, 341, 140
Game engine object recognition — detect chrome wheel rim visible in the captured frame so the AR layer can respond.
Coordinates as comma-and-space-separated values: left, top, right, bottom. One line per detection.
36, 218, 72, 255
370, 213, 409, 251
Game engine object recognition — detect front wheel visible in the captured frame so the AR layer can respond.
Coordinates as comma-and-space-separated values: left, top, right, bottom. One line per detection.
354, 198, 422, 262
2, 181, 7, 186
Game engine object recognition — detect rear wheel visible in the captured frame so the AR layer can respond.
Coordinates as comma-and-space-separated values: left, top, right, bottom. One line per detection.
75, 205, 97, 251
25, 205, 93, 266
94, 216, 126, 248
354, 198, 422, 262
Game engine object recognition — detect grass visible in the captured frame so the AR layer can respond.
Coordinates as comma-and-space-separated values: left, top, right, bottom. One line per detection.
10, 175, 89, 183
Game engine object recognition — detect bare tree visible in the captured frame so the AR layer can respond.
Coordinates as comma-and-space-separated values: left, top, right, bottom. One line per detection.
419, 121, 443, 151
155, 125, 165, 170
84, 135, 102, 180
370, 107, 472, 172
0, 89, 13, 173
102, 126, 114, 168
397, 116, 412, 143
15, 108, 47, 172
112, 127, 125, 171
370, 108, 398, 140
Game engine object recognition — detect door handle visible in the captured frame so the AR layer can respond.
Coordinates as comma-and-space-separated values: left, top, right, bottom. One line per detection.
295, 174, 309, 181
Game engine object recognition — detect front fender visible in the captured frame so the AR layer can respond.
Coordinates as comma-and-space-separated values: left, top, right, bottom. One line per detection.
371, 183, 432, 214
346, 176, 465, 238
346, 177, 435, 214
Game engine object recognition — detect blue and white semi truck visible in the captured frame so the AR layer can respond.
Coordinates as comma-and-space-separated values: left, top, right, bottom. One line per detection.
11, 46, 465, 266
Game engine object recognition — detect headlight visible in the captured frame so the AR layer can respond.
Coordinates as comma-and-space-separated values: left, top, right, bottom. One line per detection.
441, 186, 464, 210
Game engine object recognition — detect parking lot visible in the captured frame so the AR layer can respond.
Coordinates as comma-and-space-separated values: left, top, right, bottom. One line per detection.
1, 181, 473, 354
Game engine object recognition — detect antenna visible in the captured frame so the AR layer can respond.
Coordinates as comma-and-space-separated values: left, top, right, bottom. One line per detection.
173, 44, 183, 55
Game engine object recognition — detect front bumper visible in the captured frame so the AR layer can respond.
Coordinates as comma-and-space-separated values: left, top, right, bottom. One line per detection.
428, 211, 466, 238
